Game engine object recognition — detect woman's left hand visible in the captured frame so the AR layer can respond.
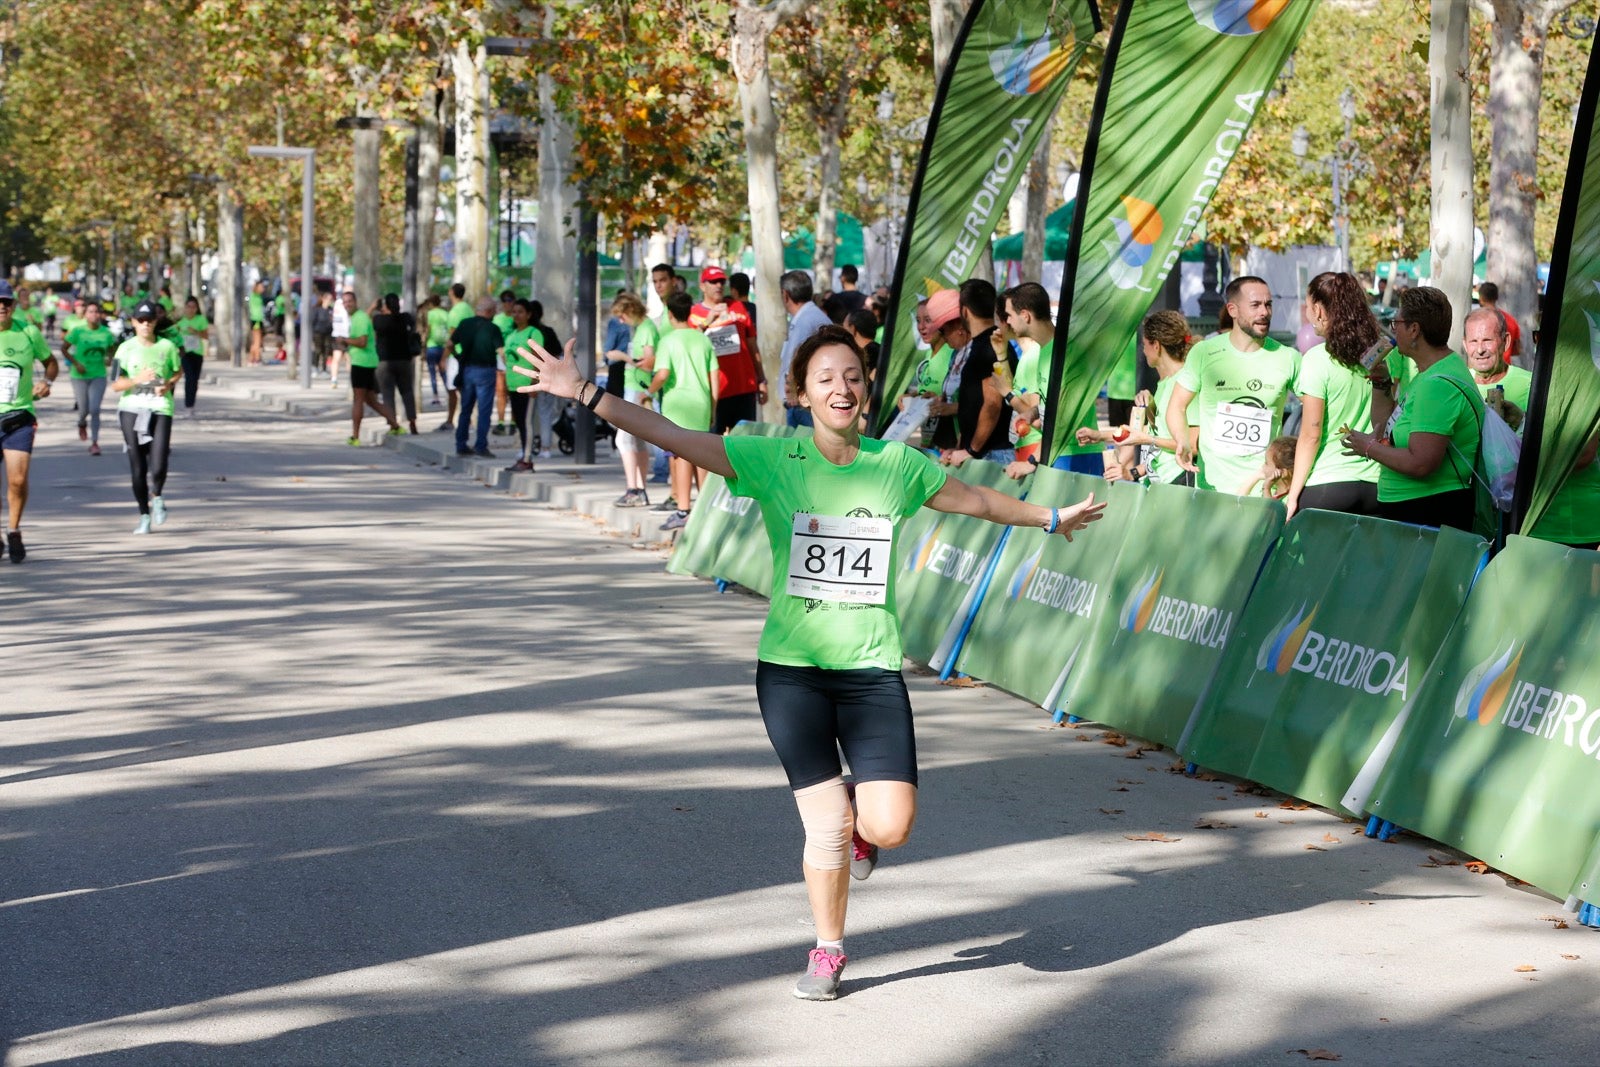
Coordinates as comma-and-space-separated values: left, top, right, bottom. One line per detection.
514, 338, 582, 399
1051, 493, 1108, 541
1341, 426, 1376, 459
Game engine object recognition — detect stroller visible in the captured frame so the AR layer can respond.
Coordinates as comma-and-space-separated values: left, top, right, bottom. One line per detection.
550, 397, 618, 455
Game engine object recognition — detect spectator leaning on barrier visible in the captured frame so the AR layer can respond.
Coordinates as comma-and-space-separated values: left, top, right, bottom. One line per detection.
779, 270, 831, 429
1283, 271, 1384, 520
1463, 307, 1531, 412
648, 291, 719, 533
942, 279, 1015, 468
1168, 275, 1301, 494
1086, 310, 1194, 487
998, 283, 1051, 473
1341, 286, 1483, 533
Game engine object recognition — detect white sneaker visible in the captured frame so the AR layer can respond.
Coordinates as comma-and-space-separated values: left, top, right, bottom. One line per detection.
151, 497, 168, 527
133, 515, 152, 535
538, 450, 553, 459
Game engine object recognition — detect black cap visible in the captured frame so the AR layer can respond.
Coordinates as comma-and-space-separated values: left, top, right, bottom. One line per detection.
133, 299, 160, 320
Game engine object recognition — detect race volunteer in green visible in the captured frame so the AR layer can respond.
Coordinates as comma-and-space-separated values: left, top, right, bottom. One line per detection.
175, 296, 210, 417
1284, 272, 1383, 518
1341, 286, 1483, 532
1462, 306, 1531, 410
110, 299, 181, 535
0, 279, 56, 563
342, 289, 402, 447
64, 301, 115, 455
512, 323, 1106, 1002
501, 298, 540, 473
1168, 275, 1300, 493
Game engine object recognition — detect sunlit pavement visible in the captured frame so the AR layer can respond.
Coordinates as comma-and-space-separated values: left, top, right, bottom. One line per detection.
2, 367, 1598, 1066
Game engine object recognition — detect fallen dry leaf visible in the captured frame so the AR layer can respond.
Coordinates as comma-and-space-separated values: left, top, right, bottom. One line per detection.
1561, 953, 1580, 960
1420, 854, 1460, 868
1076, 734, 1092, 741
1195, 771, 1219, 781
1322, 833, 1340, 843
1125, 749, 1145, 759
1293, 1050, 1342, 1062
1554, 921, 1571, 929
1099, 807, 1124, 815
1464, 860, 1491, 874
1255, 812, 1269, 819
939, 676, 983, 688
1514, 964, 1537, 972
1304, 844, 1327, 852
1278, 799, 1311, 811
1378, 1017, 1390, 1023
1111, 786, 1130, 792
1129, 745, 1160, 758
1194, 818, 1234, 829
1101, 732, 1129, 747
1235, 782, 1269, 795
1125, 831, 1180, 843
1116, 778, 1144, 785
1215, 794, 1229, 800
1278, 819, 1297, 824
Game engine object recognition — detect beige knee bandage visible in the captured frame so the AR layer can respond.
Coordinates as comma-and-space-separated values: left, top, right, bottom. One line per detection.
793, 777, 853, 871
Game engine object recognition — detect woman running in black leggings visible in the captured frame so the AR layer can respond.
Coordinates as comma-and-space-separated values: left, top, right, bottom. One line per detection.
110, 298, 182, 535
515, 324, 1105, 1001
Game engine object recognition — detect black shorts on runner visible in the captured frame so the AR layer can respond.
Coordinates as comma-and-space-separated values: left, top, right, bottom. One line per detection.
714, 392, 759, 435
755, 661, 918, 791
0, 414, 38, 454
349, 365, 378, 391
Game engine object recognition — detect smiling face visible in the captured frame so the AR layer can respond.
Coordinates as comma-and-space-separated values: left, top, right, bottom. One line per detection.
1463, 312, 1508, 375
1229, 281, 1273, 340
798, 342, 868, 433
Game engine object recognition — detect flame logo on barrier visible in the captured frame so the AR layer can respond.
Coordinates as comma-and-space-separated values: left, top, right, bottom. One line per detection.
1008, 544, 1045, 600
1255, 602, 1319, 675
1120, 568, 1164, 632
904, 519, 945, 573
989, 29, 1074, 96
1104, 197, 1163, 291
1452, 642, 1524, 730
1188, 0, 1288, 36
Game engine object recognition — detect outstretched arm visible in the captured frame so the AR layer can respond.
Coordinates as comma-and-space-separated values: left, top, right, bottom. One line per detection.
517, 336, 734, 478
925, 478, 1106, 541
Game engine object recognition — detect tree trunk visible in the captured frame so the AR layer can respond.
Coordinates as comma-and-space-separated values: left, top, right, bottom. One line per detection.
1022, 122, 1054, 285
170, 207, 188, 307
813, 104, 848, 289
414, 87, 444, 308
351, 113, 382, 305
216, 186, 246, 366
189, 209, 204, 307
453, 39, 490, 301
536, 3, 578, 342
929, 0, 966, 82
734, 0, 810, 409
1430, 0, 1473, 349
1485, 0, 1576, 367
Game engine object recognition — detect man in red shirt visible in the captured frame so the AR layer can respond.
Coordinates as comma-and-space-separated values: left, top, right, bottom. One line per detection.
690, 265, 767, 432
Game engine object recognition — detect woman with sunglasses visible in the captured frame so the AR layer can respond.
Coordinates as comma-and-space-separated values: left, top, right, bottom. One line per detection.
110, 298, 182, 534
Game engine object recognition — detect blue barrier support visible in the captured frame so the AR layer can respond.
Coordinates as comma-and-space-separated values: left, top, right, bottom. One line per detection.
937, 526, 1014, 682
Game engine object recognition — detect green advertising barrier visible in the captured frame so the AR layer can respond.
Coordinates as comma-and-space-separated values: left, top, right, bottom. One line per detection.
1059, 481, 1284, 747
1347, 536, 1600, 903
666, 423, 801, 591
895, 460, 1026, 665
1179, 511, 1486, 811
954, 469, 1142, 709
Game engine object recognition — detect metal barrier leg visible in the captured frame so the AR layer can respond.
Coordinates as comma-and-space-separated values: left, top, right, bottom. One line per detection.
1364, 815, 1382, 838
714, 578, 729, 594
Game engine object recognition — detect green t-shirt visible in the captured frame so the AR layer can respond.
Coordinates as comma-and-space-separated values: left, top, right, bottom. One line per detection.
913, 343, 951, 395
1143, 374, 1194, 485
503, 325, 539, 389
159, 294, 175, 312
114, 337, 181, 417
65, 324, 115, 379
119, 293, 140, 314
176, 314, 209, 357
0, 322, 49, 415
1475, 364, 1532, 413
446, 300, 474, 330
652, 327, 718, 431
626, 318, 659, 394
60, 314, 86, 337
426, 307, 450, 347
492, 312, 515, 338
18, 307, 44, 331
1294, 343, 1380, 487
1012, 338, 1044, 451
1529, 459, 1600, 546
346, 310, 377, 368
725, 433, 949, 670
1380, 353, 1483, 503
1174, 333, 1300, 493
248, 293, 265, 325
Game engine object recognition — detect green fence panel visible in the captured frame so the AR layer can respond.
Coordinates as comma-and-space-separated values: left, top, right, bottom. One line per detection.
666, 423, 800, 591
954, 470, 1142, 709
1350, 536, 1600, 901
1180, 512, 1486, 811
895, 460, 1027, 665
1060, 481, 1285, 747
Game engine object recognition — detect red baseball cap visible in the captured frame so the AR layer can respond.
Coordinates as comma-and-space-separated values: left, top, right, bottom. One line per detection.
700, 265, 727, 284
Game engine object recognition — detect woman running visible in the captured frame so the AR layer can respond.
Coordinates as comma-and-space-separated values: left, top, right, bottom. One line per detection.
175, 296, 210, 418
63, 301, 114, 455
110, 299, 182, 534
515, 323, 1104, 1001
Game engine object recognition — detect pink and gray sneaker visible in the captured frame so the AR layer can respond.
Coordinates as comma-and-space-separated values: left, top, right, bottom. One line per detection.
850, 832, 878, 881
793, 946, 847, 1001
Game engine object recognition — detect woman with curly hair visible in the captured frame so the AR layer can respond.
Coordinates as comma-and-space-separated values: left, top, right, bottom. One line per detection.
1284, 272, 1385, 518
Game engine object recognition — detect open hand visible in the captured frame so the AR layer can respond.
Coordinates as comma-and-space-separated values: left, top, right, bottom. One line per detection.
1052, 493, 1108, 541
513, 337, 581, 399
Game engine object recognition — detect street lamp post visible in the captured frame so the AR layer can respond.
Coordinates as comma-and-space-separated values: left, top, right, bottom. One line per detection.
1292, 88, 1365, 274
247, 146, 316, 389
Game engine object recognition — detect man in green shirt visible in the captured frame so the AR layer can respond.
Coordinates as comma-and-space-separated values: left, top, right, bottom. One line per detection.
445, 283, 473, 331
1168, 275, 1301, 493
342, 289, 402, 446
1463, 307, 1532, 412
0, 280, 55, 561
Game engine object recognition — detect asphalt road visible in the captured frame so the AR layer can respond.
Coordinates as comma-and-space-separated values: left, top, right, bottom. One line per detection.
2, 368, 1597, 1066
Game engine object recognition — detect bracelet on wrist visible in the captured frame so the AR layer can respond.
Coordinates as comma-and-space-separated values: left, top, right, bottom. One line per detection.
1044, 507, 1060, 534
583, 380, 604, 411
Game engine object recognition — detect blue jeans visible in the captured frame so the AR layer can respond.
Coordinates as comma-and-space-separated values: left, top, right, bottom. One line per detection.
1052, 451, 1106, 477
785, 404, 813, 428
456, 364, 496, 452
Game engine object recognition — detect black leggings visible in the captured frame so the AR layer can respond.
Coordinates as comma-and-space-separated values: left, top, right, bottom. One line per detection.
1299, 480, 1379, 516
1376, 488, 1475, 532
755, 661, 918, 790
119, 409, 172, 514
510, 391, 531, 453
180, 354, 203, 409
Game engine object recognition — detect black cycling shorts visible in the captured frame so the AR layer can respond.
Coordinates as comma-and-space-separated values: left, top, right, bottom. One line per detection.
755, 661, 918, 791
714, 392, 759, 435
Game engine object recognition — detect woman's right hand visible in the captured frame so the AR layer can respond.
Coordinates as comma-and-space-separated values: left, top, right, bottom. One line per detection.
514, 338, 581, 399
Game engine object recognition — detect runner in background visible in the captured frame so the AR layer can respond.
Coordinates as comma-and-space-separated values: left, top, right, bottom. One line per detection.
0, 280, 56, 562
511, 322, 1104, 1002
175, 297, 210, 419
1168, 276, 1301, 493
110, 299, 181, 535
64, 301, 114, 454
